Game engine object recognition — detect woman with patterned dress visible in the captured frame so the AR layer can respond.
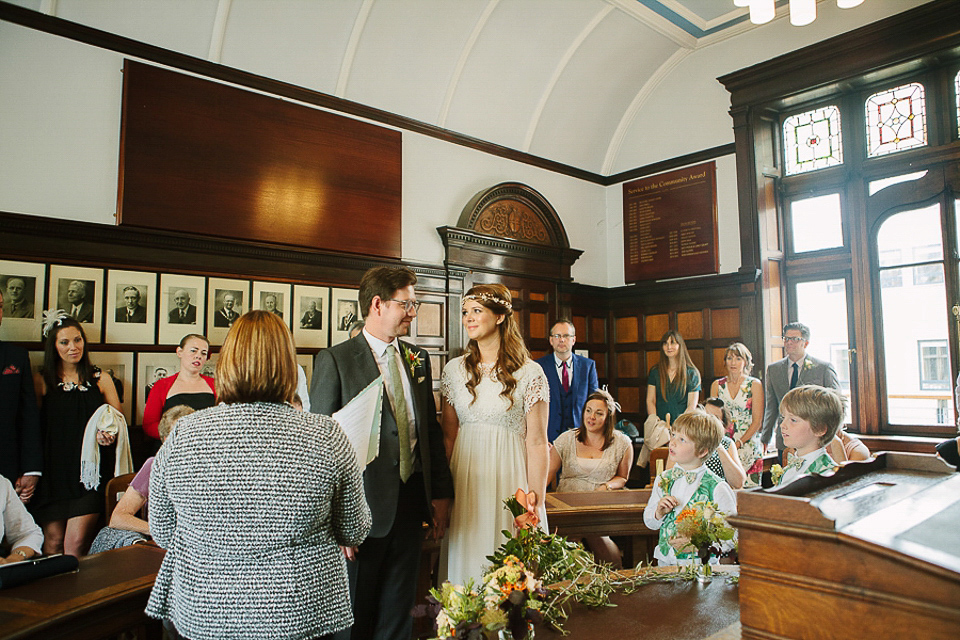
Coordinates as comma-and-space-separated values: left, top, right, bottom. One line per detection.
146, 311, 370, 640
439, 284, 549, 585
31, 315, 121, 556
710, 342, 765, 487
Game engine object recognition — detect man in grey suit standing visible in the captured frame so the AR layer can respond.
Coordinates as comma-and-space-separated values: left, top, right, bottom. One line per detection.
311, 266, 454, 640
762, 322, 841, 463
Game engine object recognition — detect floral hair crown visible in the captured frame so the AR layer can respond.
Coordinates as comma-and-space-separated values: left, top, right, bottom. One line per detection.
462, 292, 512, 310
42, 309, 70, 338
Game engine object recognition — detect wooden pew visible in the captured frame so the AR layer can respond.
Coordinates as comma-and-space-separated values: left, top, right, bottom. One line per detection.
0, 544, 165, 640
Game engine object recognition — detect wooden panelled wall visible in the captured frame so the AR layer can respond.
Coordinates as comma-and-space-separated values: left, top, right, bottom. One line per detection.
564, 270, 762, 426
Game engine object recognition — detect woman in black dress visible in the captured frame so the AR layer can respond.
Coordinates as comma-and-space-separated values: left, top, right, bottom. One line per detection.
32, 314, 120, 556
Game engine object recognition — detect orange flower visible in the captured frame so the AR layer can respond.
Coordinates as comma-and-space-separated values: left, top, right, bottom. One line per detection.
513, 489, 539, 530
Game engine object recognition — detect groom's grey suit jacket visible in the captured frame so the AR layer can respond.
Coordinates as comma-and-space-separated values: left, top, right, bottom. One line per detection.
761, 355, 840, 449
310, 333, 453, 537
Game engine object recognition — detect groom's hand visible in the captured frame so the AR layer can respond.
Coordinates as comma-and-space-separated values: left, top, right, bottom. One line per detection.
430, 498, 451, 540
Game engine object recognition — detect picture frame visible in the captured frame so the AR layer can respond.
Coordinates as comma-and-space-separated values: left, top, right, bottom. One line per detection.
296, 353, 314, 405
49, 264, 104, 342
252, 281, 292, 326
89, 351, 135, 426
105, 270, 157, 345
137, 351, 184, 427
0, 260, 45, 342
207, 278, 249, 345
293, 285, 329, 349
158, 274, 206, 345
330, 287, 360, 346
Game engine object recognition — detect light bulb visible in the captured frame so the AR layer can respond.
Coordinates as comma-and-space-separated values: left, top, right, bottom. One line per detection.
837, 0, 864, 9
790, 0, 816, 26
749, 0, 776, 24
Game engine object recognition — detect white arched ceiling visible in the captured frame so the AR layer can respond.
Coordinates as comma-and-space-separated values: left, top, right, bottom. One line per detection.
12, 0, 933, 175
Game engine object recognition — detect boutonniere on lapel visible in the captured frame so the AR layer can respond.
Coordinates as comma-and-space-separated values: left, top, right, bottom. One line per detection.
802, 358, 815, 371
770, 463, 785, 486
401, 344, 426, 384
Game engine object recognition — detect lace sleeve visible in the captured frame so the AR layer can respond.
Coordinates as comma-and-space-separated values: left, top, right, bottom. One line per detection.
439, 359, 457, 403
523, 363, 549, 414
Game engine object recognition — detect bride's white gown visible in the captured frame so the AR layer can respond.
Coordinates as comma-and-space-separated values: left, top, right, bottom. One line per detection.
439, 356, 549, 585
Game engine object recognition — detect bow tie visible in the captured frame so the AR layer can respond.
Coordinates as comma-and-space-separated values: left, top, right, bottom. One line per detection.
784, 454, 805, 473
672, 467, 699, 484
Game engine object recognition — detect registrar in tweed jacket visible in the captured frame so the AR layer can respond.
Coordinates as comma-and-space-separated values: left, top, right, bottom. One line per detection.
146, 402, 371, 640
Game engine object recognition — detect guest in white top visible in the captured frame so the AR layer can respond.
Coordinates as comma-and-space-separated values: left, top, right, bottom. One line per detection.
548, 389, 632, 566
0, 475, 42, 564
775, 385, 845, 487
643, 411, 736, 566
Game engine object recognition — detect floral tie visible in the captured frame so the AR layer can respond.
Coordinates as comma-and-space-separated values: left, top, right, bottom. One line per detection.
673, 467, 698, 484
784, 453, 805, 473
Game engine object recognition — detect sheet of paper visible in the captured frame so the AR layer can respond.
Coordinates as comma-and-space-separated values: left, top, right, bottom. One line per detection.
332, 376, 383, 469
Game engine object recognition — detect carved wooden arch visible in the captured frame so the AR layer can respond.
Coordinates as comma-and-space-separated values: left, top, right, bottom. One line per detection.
457, 182, 570, 248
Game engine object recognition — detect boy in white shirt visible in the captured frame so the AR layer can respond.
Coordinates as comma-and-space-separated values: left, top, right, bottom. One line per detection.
774, 385, 845, 487
643, 411, 736, 566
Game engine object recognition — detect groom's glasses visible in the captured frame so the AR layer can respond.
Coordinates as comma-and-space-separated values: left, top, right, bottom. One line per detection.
389, 299, 422, 313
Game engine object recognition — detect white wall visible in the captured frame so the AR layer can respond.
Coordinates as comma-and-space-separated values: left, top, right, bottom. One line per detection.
0, 20, 609, 285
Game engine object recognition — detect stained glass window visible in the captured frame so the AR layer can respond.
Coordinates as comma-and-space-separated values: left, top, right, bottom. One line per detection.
865, 82, 927, 157
783, 106, 843, 175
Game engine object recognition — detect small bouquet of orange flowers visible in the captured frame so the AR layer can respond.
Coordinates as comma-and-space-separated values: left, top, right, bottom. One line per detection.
423, 556, 544, 639
673, 499, 736, 572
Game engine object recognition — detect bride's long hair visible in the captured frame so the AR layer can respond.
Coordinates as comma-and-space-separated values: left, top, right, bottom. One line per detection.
462, 283, 529, 408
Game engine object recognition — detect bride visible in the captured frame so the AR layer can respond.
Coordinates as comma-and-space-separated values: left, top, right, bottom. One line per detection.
439, 283, 549, 584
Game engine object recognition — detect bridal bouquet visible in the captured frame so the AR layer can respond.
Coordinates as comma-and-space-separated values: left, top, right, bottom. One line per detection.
424, 556, 545, 640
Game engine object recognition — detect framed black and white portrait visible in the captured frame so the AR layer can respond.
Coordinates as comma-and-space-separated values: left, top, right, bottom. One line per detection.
253, 281, 291, 325
293, 285, 329, 349
89, 351, 135, 425
137, 352, 182, 426
106, 270, 157, 344
158, 274, 206, 345
330, 287, 360, 346
49, 265, 104, 342
207, 278, 248, 345
0, 260, 45, 342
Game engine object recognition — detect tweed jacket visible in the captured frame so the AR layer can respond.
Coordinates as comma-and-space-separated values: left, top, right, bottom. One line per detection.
146, 402, 371, 639
761, 355, 840, 449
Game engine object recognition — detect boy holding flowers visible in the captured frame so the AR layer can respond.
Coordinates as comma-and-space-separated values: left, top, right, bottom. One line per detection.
643, 411, 737, 565
772, 384, 844, 487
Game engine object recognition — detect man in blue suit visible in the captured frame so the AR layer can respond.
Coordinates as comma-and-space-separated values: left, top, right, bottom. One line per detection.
536, 320, 599, 443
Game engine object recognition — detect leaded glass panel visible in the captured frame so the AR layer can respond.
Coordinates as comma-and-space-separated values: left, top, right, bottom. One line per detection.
783, 106, 843, 175
865, 82, 927, 157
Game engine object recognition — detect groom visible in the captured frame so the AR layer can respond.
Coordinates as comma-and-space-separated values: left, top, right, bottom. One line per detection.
311, 266, 454, 640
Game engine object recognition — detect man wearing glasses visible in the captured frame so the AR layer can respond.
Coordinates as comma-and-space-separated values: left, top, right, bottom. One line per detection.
310, 266, 453, 640
761, 322, 841, 463
536, 320, 599, 443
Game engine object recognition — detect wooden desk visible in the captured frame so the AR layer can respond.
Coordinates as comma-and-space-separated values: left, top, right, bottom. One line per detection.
733, 453, 960, 640
537, 566, 740, 639
0, 545, 164, 640
546, 489, 657, 564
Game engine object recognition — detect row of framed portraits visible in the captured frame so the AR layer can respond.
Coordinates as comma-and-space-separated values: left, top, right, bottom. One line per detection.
26, 351, 316, 429
0, 260, 363, 348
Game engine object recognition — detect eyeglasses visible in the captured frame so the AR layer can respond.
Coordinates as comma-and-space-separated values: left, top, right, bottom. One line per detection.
782, 336, 806, 343
389, 299, 422, 313
550, 334, 575, 340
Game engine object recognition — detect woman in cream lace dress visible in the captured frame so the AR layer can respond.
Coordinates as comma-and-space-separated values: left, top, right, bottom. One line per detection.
439, 284, 549, 585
